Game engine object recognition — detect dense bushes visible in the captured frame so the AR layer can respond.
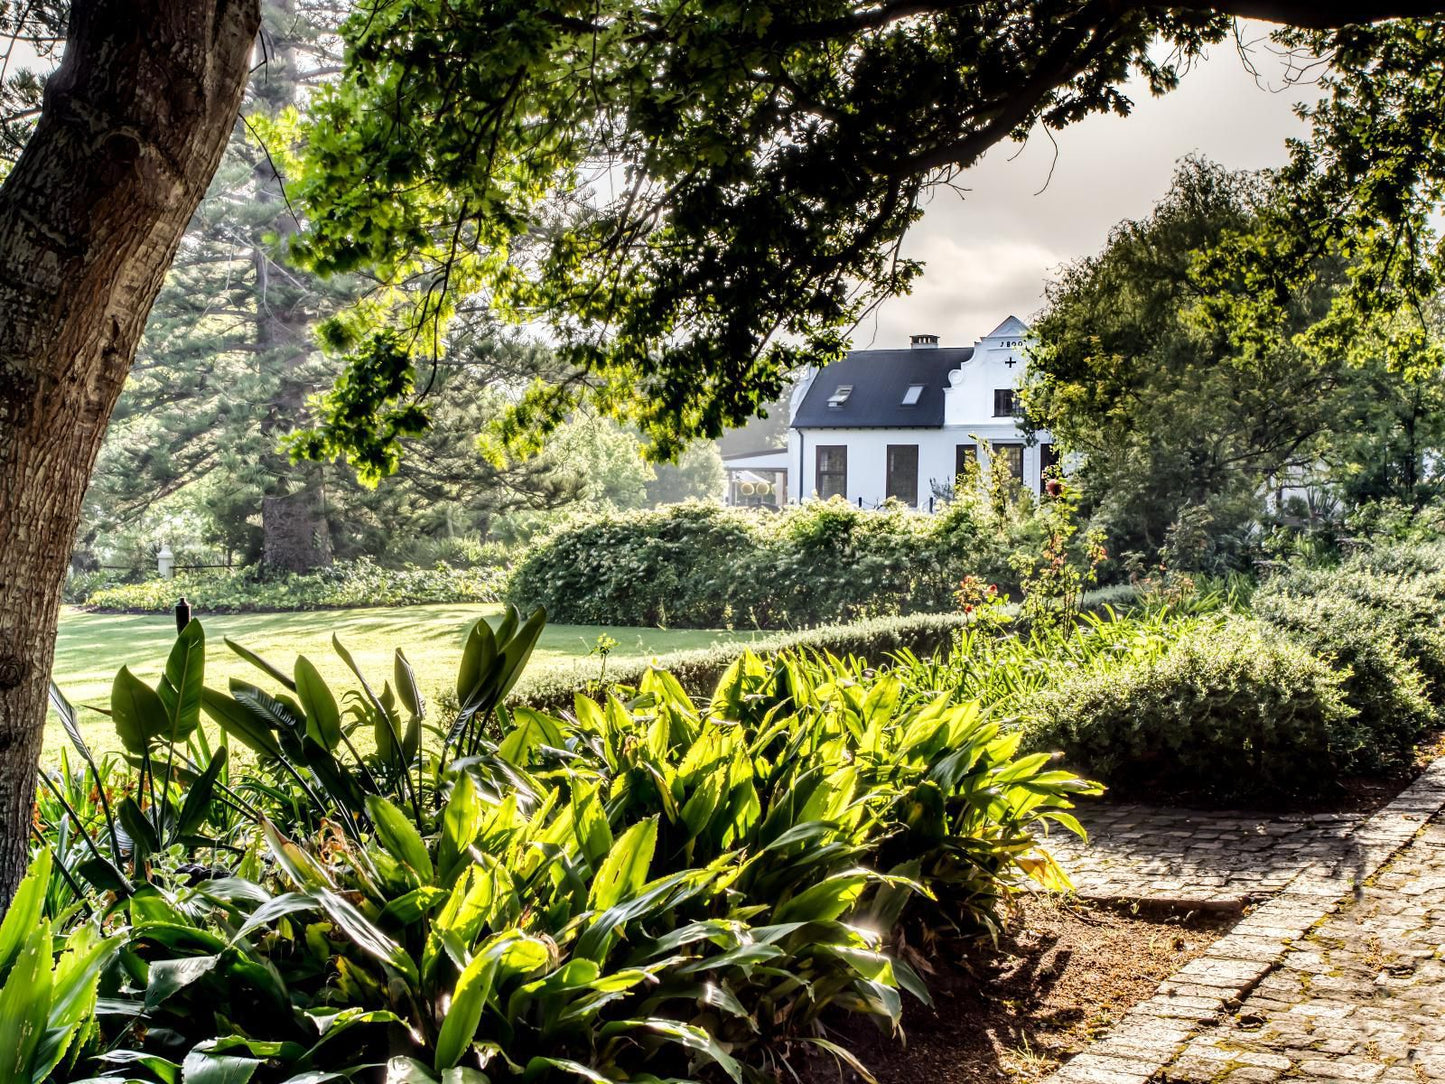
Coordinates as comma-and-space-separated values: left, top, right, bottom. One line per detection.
24, 612, 1096, 1084
1253, 590, 1435, 766
82, 556, 504, 612
1255, 562, 1445, 695
1018, 617, 1358, 799
506, 499, 1031, 628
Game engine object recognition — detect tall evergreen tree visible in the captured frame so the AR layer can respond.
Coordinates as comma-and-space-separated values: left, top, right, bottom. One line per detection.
85, 0, 348, 571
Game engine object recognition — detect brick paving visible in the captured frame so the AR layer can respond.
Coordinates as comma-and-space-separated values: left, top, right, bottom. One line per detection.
1049, 804, 1370, 909
1160, 815, 1445, 1084
1043, 757, 1445, 1084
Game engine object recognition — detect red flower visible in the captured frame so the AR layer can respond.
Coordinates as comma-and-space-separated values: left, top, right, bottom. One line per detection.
964, 604, 974, 614
1044, 479, 1063, 498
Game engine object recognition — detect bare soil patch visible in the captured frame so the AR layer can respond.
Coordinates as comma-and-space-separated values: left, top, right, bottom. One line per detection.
803, 897, 1229, 1084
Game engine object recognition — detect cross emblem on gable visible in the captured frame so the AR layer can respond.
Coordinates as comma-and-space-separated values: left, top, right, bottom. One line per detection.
1005, 355, 1017, 368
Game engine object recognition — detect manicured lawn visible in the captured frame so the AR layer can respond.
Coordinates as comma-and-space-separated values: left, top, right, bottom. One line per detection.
51, 604, 758, 755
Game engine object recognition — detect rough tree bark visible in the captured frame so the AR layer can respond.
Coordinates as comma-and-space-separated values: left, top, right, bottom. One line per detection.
0, 0, 260, 902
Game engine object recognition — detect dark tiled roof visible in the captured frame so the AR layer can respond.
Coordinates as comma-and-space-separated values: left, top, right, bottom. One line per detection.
791, 347, 973, 428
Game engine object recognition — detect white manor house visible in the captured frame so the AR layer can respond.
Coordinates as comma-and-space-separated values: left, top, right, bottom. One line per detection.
722, 316, 1054, 509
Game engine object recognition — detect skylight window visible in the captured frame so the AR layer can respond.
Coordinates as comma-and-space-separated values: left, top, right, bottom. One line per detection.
901, 384, 925, 406
827, 384, 853, 407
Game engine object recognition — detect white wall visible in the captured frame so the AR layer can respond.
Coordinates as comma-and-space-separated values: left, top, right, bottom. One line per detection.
787, 425, 1051, 508
943, 329, 1029, 426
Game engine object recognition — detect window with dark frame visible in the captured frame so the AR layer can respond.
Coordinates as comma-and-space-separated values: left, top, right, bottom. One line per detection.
885, 444, 919, 506
993, 389, 1018, 416
816, 445, 848, 499
994, 443, 1024, 481
955, 443, 978, 482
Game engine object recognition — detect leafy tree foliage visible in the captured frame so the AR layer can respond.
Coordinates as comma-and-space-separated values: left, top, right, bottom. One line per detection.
0, 1, 65, 164
276, 0, 1241, 476
267, 2, 1445, 483
1026, 158, 1445, 564
1204, 19, 1445, 342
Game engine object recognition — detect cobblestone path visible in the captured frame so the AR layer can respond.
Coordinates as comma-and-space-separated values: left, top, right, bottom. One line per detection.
1046, 759, 1445, 1084
1161, 814, 1445, 1084
1050, 804, 1370, 908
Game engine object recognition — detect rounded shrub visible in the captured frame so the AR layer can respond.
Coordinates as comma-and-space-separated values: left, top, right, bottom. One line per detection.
504, 502, 763, 627
1253, 590, 1435, 769
1255, 565, 1445, 698
1019, 616, 1358, 800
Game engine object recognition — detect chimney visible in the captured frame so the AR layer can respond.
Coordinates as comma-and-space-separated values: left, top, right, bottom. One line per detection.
910, 333, 939, 349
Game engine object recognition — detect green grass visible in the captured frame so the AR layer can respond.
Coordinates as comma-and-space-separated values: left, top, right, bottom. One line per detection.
52, 604, 760, 755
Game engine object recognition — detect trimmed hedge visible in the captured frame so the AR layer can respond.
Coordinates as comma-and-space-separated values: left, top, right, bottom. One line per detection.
508, 611, 971, 714
1019, 616, 1359, 800
505, 499, 1028, 629
83, 558, 504, 613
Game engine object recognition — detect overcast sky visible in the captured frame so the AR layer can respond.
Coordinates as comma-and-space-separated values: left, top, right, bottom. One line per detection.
858, 25, 1318, 350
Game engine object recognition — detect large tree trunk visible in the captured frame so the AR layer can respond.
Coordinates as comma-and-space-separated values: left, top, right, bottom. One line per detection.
255, 0, 333, 574
0, 0, 260, 902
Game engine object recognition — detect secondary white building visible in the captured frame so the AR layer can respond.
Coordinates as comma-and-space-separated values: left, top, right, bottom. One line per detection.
785, 316, 1054, 508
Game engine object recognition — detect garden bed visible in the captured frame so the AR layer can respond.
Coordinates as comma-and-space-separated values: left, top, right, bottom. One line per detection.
803, 897, 1230, 1084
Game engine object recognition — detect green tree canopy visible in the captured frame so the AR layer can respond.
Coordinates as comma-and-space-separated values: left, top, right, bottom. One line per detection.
1026, 157, 1445, 566
263, 3, 1445, 483
271, 1, 1248, 477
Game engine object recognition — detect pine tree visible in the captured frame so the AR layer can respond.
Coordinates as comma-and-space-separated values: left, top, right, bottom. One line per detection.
85, 0, 349, 571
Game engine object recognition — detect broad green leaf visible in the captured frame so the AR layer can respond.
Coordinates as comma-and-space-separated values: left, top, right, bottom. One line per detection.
386, 1057, 439, 1084
176, 747, 228, 839
146, 955, 220, 1009
587, 818, 657, 913
112, 666, 168, 755
456, 618, 498, 703
570, 783, 613, 870
201, 687, 284, 760
496, 708, 563, 767
493, 608, 546, 704
0, 920, 53, 1084
0, 849, 50, 974
160, 619, 206, 742
181, 1047, 261, 1084
295, 657, 342, 752
439, 773, 483, 882
432, 948, 497, 1071
224, 638, 297, 692
395, 649, 424, 718
365, 794, 433, 884
774, 871, 870, 924
315, 890, 417, 983
261, 820, 335, 892
48, 681, 95, 767
600, 1019, 741, 1083
434, 933, 549, 1071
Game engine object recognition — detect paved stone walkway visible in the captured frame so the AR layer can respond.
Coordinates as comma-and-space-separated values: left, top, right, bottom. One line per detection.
1049, 804, 1370, 909
1161, 815, 1445, 1083
1045, 757, 1445, 1084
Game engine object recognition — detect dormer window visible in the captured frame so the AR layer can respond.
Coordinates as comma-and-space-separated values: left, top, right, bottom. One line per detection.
900, 384, 924, 406
994, 389, 1019, 416
827, 384, 853, 407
